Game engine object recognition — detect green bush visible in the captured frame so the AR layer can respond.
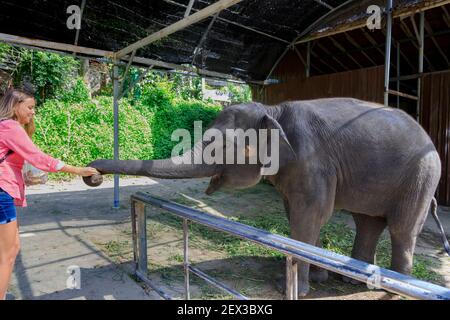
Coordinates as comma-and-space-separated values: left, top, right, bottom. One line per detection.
149, 100, 221, 159
33, 96, 153, 179
60, 78, 91, 104
13, 50, 79, 104
32, 92, 221, 179
136, 75, 222, 159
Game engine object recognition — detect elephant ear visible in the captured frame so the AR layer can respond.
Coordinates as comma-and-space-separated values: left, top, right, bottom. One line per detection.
260, 114, 297, 167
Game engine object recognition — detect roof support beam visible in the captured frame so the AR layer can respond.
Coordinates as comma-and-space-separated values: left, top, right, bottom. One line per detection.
442, 6, 450, 27
115, 0, 243, 59
192, 12, 219, 66
409, 16, 421, 43
0, 32, 113, 58
311, 50, 339, 73
127, 55, 262, 84
328, 36, 363, 69
0, 32, 248, 84
184, 0, 196, 17
162, 0, 290, 44
397, 20, 434, 71
264, 0, 354, 81
314, 0, 333, 10
424, 19, 450, 66
296, 0, 450, 44
73, 0, 86, 49
315, 42, 348, 71
344, 32, 377, 66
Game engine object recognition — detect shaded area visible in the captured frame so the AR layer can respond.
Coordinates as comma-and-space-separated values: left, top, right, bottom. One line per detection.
0, 0, 439, 81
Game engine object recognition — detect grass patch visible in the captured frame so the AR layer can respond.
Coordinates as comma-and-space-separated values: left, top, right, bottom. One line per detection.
98, 239, 132, 263
147, 206, 442, 285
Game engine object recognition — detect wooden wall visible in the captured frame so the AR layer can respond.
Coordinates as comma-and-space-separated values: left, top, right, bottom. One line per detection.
420, 71, 450, 206
253, 65, 384, 105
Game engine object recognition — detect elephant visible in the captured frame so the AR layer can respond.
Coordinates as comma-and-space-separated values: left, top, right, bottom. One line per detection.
84, 97, 449, 296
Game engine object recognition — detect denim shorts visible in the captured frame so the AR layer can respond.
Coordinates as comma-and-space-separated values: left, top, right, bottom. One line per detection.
0, 188, 16, 224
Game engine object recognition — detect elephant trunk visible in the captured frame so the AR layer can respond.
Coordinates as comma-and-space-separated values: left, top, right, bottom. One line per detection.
84, 141, 218, 186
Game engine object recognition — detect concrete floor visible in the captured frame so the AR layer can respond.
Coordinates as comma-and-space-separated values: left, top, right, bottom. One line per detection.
8, 177, 450, 300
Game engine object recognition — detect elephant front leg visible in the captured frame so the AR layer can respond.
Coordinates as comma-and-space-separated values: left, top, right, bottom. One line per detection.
309, 236, 329, 283
288, 190, 335, 297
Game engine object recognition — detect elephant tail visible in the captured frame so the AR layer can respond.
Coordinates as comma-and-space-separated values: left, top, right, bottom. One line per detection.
430, 197, 450, 256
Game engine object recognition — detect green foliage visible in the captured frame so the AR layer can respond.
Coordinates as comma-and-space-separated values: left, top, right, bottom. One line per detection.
149, 100, 221, 159
33, 96, 153, 179
171, 72, 203, 100
136, 74, 222, 159
60, 78, 91, 104
227, 83, 252, 104
13, 50, 79, 104
139, 75, 175, 110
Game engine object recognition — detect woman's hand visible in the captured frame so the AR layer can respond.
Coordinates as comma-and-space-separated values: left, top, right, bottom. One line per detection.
60, 165, 100, 176
77, 167, 100, 177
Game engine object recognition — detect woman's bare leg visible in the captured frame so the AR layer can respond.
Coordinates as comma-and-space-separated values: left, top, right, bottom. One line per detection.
0, 221, 20, 300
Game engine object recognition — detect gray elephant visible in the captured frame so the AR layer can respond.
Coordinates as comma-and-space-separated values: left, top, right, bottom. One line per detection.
84, 98, 449, 296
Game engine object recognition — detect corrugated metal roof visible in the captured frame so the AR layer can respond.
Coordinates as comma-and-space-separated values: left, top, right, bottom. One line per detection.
0, 0, 432, 81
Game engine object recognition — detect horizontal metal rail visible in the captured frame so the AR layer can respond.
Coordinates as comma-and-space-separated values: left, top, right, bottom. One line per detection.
131, 192, 450, 300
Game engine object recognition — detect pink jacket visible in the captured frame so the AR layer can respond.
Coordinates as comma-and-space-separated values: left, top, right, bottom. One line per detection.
0, 119, 62, 207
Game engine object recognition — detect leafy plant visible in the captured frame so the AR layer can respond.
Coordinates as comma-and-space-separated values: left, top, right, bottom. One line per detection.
13, 50, 79, 104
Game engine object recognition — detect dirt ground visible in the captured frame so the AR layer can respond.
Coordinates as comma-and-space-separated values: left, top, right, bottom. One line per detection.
10, 176, 450, 300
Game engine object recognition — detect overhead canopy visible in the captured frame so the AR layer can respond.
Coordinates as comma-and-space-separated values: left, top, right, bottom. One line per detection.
0, 0, 447, 82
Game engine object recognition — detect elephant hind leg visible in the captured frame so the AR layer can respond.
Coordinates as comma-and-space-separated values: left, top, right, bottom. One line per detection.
388, 208, 427, 275
351, 213, 387, 264
387, 192, 433, 274
342, 213, 386, 285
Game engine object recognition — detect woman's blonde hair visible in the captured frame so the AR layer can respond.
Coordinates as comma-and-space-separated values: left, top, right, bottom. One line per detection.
0, 88, 36, 136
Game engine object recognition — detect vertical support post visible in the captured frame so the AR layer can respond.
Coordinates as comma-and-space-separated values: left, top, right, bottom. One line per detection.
396, 42, 400, 108
131, 200, 138, 271
306, 42, 311, 78
286, 256, 298, 300
417, 11, 425, 122
113, 64, 120, 209
384, 0, 393, 107
136, 201, 148, 275
183, 219, 190, 300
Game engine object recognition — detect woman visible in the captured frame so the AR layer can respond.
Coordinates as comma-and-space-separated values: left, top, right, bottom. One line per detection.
0, 88, 99, 300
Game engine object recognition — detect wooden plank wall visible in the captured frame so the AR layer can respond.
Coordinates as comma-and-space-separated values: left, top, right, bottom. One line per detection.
420, 71, 450, 206
253, 65, 384, 105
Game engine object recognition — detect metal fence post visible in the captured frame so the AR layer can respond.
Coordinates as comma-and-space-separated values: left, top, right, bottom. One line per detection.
417, 11, 424, 121
384, 0, 393, 107
183, 219, 190, 300
112, 64, 120, 209
136, 201, 148, 275
286, 256, 298, 300
131, 199, 138, 271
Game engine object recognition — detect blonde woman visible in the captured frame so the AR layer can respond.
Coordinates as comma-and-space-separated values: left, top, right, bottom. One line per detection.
0, 88, 99, 300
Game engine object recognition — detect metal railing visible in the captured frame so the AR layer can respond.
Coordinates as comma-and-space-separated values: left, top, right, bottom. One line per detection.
130, 192, 450, 300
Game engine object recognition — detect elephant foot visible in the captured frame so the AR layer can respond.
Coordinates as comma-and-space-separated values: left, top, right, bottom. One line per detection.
342, 275, 361, 285
297, 282, 310, 297
310, 267, 328, 283
273, 275, 310, 298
